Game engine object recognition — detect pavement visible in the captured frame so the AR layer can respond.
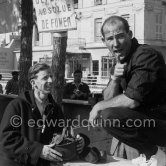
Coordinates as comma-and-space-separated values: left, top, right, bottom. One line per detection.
63, 156, 136, 166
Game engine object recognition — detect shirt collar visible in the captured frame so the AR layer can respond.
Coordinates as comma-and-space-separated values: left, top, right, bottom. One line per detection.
127, 37, 140, 63
29, 90, 54, 112
71, 82, 83, 85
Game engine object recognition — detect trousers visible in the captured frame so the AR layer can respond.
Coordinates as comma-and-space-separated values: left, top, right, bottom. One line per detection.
100, 106, 166, 155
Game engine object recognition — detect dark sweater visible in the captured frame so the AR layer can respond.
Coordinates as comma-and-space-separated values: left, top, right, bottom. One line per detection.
0, 90, 64, 166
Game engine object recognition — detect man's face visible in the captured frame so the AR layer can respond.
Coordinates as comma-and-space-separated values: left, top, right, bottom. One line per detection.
13, 74, 18, 81
74, 73, 82, 83
103, 20, 132, 63
33, 69, 53, 94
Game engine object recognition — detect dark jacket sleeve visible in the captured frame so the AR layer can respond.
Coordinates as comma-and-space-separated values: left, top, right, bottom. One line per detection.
0, 99, 43, 165
81, 83, 90, 100
124, 47, 163, 103
84, 83, 90, 95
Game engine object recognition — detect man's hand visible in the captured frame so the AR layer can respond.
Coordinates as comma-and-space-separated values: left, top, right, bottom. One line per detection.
76, 134, 85, 154
89, 103, 101, 127
40, 143, 63, 162
112, 54, 127, 81
70, 94, 76, 99
113, 63, 127, 79
77, 91, 86, 98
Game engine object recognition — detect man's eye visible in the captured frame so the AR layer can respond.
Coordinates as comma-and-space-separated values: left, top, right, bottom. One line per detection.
108, 37, 113, 40
106, 37, 113, 42
43, 76, 48, 80
118, 34, 125, 39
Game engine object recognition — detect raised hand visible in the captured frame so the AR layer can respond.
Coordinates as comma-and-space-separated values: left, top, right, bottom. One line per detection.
112, 54, 127, 80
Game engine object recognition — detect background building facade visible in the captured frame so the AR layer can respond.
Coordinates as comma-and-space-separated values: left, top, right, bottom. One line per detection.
0, 0, 166, 91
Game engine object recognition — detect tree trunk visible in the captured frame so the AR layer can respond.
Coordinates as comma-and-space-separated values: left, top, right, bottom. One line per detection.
52, 32, 67, 104
19, 0, 33, 93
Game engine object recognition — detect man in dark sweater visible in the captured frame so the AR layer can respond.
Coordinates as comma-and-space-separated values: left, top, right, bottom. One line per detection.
5, 71, 19, 95
0, 63, 86, 166
63, 69, 90, 100
89, 16, 166, 166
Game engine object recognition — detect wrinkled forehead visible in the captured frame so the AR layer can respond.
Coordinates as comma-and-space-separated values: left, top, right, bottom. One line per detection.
36, 69, 52, 77
103, 20, 126, 36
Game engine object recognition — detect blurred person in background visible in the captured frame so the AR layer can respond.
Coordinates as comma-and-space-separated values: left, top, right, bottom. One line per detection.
5, 71, 19, 95
63, 69, 90, 100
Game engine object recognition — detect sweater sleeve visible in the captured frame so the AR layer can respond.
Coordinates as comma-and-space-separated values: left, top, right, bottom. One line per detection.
124, 47, 164, 104
0, 99, 43, 165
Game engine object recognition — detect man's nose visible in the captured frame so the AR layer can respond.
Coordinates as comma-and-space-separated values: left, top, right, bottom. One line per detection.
113, 38, 119, 47
48, 76, 53, 82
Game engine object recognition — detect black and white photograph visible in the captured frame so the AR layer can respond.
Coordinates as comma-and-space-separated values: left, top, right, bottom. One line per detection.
0, 0, 166, 165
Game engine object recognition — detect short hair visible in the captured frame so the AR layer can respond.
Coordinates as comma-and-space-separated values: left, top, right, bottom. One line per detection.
74, 69, 82, 75
101, 15, 130, 38
28, 62, 51, 81
12, 71, 19, 76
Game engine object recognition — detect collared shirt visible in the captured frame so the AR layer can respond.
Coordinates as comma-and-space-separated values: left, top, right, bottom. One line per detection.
123, 38, 166, 107
63, 81, 90, 100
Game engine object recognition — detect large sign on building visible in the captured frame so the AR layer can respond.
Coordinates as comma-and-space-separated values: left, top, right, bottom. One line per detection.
0, 47, 14, 71
33, 0, 77, 32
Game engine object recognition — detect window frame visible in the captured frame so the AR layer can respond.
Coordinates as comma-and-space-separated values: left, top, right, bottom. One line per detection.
73, 0, 78, 9
92, 60, 99, 75
94, 0, 102, 6
101, 56, 115, 77
94, 18, 102, 42
155, 12, 163, 40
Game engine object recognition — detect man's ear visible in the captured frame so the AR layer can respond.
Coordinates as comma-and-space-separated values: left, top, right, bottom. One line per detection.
30, 79, 35, 89
128, 30, 133, 39
101, 37, 106, 44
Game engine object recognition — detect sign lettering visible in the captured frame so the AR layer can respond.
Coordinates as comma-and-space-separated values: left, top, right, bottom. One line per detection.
33, 0, 76, 32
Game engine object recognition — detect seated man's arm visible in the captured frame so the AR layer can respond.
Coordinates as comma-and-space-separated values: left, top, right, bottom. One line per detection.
82, 84, 91, 99
89, 94, 140, 124
76, 84, 90, 100
63, 83, 76, 99
97, 94, 140, 111
103, 78, 121, 100
103, 61, 127, 100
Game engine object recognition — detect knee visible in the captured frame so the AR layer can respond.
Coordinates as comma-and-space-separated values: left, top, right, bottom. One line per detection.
100, 107, 119, 120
